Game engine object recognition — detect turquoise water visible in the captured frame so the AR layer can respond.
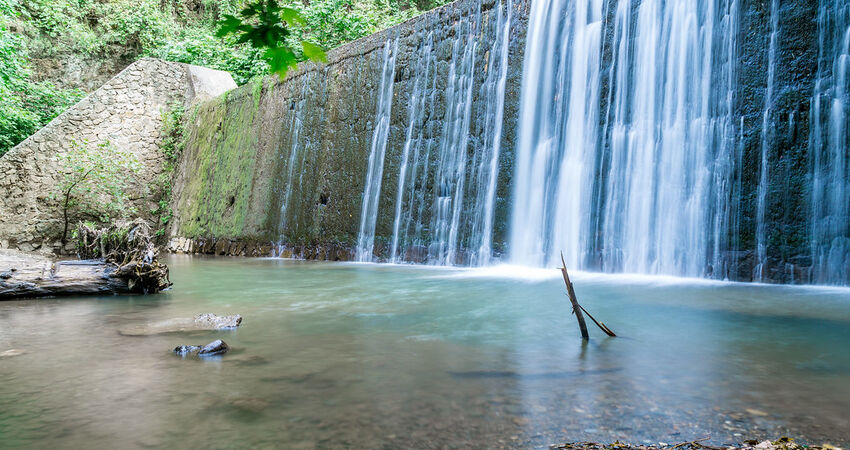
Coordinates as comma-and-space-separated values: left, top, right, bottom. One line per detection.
1, 256, 849, 448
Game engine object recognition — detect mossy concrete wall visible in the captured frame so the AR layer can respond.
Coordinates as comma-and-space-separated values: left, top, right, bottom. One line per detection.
168, 0, 530, 258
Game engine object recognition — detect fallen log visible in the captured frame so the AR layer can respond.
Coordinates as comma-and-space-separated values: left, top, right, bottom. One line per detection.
0, 220, 171, 300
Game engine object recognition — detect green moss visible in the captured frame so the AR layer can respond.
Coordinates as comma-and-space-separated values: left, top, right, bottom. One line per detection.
251, 77, 264, 110
176, 84, 268, 239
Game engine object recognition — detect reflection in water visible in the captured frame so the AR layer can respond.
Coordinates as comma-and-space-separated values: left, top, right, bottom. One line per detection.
0, 256, 849, 448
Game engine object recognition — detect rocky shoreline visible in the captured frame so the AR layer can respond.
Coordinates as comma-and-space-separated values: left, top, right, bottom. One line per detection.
552, 438, 842, 450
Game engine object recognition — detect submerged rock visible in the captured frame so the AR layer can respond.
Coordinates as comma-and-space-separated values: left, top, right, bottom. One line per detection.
173, 340, 229, 357
121, 313, 242, 336
199, 340, 229, 356
0, 349, 25, 358
194, 313, 242, 329
173, 345, 201, 355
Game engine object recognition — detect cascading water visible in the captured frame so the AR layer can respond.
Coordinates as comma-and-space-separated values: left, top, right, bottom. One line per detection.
383, 0, 512, 265
755, 0, 780, 282
342, 0, 847, 285
278, 73, 312, 237
356, 38, 398, 262
510, 0, 603, 269
510, 0, 739, 277
809, 0, 850, 285
389, 32, 436, 263
429, 6, 480, 265
467, 0, 512, 266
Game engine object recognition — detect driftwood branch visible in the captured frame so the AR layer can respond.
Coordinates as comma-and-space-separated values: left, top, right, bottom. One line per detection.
560, 252, 589, 340
579, 304, 617, 337
559, 252, 616, 339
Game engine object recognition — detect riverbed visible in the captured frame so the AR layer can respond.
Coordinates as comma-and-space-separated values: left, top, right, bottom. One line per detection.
1, 256, 848, 448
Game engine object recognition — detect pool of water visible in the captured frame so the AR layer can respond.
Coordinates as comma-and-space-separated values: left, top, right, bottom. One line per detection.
1, 256, 849, 449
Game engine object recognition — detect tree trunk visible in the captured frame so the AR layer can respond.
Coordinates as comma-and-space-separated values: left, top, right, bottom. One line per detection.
0, 252, 139, 299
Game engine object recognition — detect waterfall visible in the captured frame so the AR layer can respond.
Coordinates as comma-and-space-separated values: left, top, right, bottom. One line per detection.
810, 0, 850, 285
386, 28, 440, 264
468, 0, 512, 266
356, 38, 398, 262
510, 0, 739, 277
429, 6, 480, 265
383, 0, 511, 265
389, 32, 436, 263
755, 0, 780, 282
278, 73, 312, 238
510, 0, 604, 268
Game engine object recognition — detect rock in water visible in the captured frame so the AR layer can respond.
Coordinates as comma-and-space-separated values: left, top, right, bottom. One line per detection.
194, 313, 242, 329
173, 340, 229, 357
173, 345, 201, 355
199, 340, 229, 356
0, 349, 26, 358
121, 313, 242, 336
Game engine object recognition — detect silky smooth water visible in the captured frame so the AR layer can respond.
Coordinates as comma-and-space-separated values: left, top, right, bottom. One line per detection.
1, 256, 849, 449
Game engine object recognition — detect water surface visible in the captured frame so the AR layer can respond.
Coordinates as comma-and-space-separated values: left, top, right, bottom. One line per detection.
1, 256, 849, 448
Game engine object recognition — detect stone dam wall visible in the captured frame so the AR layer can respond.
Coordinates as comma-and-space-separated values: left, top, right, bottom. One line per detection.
167, 0, 531, 261
167, 0, 847, 285
0, 58, 236, 254
0, 0, 844, 284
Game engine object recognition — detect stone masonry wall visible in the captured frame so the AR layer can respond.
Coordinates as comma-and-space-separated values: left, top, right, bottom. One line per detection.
168, 0, 530, 259
0, 58, 236, 254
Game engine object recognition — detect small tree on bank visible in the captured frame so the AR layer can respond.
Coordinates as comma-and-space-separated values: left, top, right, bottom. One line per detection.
54, 139, 142, 249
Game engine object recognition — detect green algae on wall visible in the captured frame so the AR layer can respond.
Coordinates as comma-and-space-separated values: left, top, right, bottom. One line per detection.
171, 90, 265, 239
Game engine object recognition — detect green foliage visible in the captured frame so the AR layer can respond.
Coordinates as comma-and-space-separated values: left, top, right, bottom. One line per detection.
216, 0, 325, 79
0, 0, 84, 156
1, 0, 450, 153
147, 27, 268, 85
283, 0, 435, 53
54, 139, 142, 243
151, 103, 186, 238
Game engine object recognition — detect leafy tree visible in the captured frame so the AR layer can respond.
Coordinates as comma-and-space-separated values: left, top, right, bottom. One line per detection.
216, 0, 326, 78
0, 0, 83, 156
54, 139, 142, 247
1, 0, 452, 154
283, 0, 426, 52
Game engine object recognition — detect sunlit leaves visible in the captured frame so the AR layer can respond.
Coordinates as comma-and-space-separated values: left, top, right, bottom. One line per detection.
280, 7, 306, 27
216, 0, 325, 79
301, 41, 327, 63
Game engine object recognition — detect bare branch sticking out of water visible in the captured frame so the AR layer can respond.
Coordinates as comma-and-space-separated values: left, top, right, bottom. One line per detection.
559, 252, 616, 338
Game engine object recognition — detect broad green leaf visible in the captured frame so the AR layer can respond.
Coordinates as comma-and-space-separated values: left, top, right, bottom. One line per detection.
301, 41, 327, 63
280, 7, 307, 27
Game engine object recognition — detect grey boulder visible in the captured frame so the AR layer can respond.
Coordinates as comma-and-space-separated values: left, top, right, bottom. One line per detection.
173, 340, 229, 357
194, 313, 242, 329
199, 339, 229, 356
